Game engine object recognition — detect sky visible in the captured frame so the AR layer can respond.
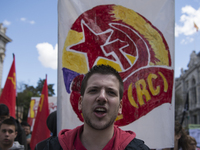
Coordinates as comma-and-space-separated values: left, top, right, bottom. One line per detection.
0, 0, 200, 96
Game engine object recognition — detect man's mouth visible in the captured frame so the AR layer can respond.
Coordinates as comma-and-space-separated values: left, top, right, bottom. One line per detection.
94, 107, 107, 117
3, 139, 9, 142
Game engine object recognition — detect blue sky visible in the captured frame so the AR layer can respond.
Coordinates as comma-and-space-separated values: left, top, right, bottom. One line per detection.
0, 0, 200, 96
0, 1, 58, 95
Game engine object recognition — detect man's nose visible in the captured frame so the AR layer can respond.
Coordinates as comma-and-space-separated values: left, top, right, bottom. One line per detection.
97, 89, 107, 103
5, 131, 9, 136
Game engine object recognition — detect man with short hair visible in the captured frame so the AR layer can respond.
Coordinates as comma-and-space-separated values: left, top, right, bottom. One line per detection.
42, 64, 150, 150
187, 135, 197, 150
0, 104, 27, 150
21, 122, 31, 150
0, 118, 17, 150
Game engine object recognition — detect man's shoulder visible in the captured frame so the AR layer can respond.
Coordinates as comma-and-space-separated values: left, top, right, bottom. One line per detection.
38, 136, 62, 150
125, 138, 150, 150
27, 134, 31, 139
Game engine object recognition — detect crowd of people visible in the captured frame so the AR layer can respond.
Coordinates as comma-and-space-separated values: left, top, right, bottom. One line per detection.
153, 121, 198, 150
0, 65, 199, 150
0, 104, 57, 150
173, 121, 197, 150
0, 104, 27, 150
21, 121, 31, 150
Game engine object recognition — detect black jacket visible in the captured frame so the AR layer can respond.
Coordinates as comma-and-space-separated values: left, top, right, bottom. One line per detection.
36, 136, 150, 150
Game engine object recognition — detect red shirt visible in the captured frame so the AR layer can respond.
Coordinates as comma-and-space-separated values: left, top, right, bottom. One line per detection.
58, 125, 136, 150
74, 126, 116, 150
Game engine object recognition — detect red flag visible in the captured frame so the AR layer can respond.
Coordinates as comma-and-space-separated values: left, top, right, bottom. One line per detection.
194, 22, 199, 32
0, 55, 16, 118
30, 75, 50, 150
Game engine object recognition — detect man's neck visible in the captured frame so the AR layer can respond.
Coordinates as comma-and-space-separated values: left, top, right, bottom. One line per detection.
0, 144, 11, 150
80, 124, 115, 150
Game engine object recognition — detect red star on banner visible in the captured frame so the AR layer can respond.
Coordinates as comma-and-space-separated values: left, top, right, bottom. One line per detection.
103, 40, 131, 69
70, 22, 116, 68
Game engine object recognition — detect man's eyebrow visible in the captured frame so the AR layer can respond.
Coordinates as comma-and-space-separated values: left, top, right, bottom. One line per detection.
87, 86, 99, 89
86, 86, 98, 92
107, 87, 118, 93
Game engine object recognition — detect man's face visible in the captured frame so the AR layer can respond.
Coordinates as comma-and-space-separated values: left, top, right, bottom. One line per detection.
0, 115, 10, 124
22, 126, 31, 136
0, 124, 17, 148
78, 73, 122, 130
188, 141, 196, 150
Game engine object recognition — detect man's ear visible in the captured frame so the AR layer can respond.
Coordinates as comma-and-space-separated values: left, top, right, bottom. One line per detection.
15, 131, 18, 138
118, 100, 123, 114
78, 96, 83, 111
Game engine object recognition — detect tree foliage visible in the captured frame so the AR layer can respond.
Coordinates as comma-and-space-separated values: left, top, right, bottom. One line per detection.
17, 78, 55, 121
36, 78, 55, 96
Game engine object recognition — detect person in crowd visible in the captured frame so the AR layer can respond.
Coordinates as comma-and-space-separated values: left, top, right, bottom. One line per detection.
0, 118, 17, 150
46, 111, 57, 137
0, 104, 10, 124
21, 122, 31, 150
41, 64, 150, 150
155, 121, 191, 150
187, 135, 197, 150
174, 121, 190, 150
34, 111, 57, 150
0, 104, 27, 150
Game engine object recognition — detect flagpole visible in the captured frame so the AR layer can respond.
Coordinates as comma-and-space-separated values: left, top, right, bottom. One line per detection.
12, 54, 18, 120
194, 22, 199, 51
13, 53, 18, 120
194, 33, 196, 51
16, 96, 18, 120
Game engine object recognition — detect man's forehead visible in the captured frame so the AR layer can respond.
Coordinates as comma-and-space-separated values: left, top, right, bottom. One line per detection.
86, 74, 120, 91
89, 73, 118, 81
23, 126, 30, 129
0, 124, 15, 130
88, 74, 118, 84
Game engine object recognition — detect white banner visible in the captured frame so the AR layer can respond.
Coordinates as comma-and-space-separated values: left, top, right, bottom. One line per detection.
189, 129, 200, 148
27, 97, 57, 131
189, 124, 200, 148
58, 0, 175, 149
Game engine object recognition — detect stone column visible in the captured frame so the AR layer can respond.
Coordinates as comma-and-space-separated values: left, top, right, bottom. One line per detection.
0, 23, 12, 93
197, 67, 200, 107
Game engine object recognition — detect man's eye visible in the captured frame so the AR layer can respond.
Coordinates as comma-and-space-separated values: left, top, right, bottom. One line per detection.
108, 91, 117, 96
1, 129, 14, 134
2, 129, 6, 133
8, 130, 14, 134
88, 89, 97, 93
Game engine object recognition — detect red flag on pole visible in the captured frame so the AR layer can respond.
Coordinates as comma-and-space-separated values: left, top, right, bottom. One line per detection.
30, 75, 50, 150
0, 54, 16, 118
194, 22, 199, 32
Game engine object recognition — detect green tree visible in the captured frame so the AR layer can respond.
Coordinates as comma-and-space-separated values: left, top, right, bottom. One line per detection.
36, 78, 55, 96
17, 79, 55, 121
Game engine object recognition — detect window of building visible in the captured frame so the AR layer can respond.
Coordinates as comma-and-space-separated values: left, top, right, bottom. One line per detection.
186, 80, 189, 89
191, 78, 197, 104
193, 115, 197, 124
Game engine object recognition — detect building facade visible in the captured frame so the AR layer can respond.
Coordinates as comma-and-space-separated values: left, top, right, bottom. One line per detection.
175, 50, 200, 128
0, 23, 12, 92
